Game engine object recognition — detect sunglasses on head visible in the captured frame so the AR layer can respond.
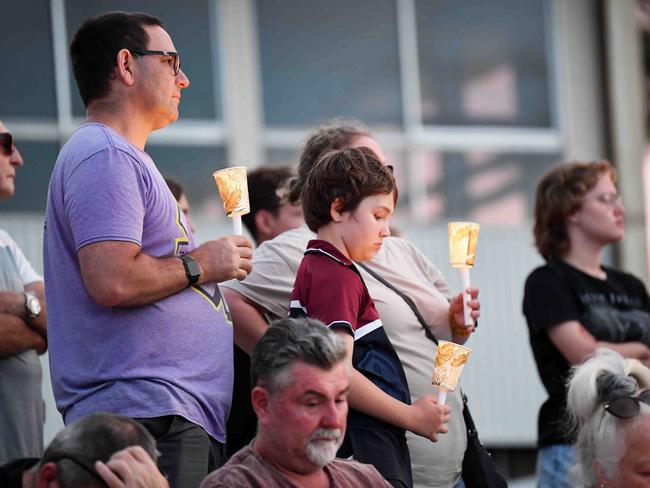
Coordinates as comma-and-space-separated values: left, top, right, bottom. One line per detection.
0, 132, 13, 155
48, 453, 108, 486
605, 389, 650, 419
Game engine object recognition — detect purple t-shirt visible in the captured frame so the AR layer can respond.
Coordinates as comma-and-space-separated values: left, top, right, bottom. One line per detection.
43, 123, 233, 442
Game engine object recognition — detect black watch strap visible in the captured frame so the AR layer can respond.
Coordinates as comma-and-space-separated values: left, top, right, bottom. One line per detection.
179, 254, 200, 285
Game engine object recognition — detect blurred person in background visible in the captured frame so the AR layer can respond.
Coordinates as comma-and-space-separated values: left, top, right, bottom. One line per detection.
165, 177, 196, 233
241, 165, 304, 246
566, 348, 650, 488
523, 160, 650, 488
0, 120, 47, 464
222, 119, 481, 488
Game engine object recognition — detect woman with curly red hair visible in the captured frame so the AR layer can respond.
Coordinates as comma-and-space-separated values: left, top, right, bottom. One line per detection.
523, 160, 650, 487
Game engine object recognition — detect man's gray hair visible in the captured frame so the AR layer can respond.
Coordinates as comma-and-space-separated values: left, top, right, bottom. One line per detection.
41, 412, 157, 487
251, 317, 347, 394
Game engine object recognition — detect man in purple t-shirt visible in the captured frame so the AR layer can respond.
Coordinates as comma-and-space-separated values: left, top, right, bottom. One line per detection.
43, 12, 253, 488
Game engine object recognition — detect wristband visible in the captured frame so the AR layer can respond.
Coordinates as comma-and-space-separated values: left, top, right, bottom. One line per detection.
450, 307, 471, 338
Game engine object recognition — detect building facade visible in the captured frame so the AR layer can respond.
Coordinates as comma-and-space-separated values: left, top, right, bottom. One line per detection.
1, 1, 646, 474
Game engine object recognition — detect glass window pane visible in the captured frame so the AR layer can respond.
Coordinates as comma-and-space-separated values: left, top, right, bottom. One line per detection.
1, 2, 57, 117
416, 0, 551, 127
3, 141, 60, 212
144, 144, 226, 213
3, 142, 227, 227
266, 146, 406, 195
265, 148, 301, 167
257, 0, 402, 127
406, 151, 560, 223
66, 1, 220, 120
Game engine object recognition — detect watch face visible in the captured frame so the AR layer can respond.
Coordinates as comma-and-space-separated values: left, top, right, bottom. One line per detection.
186, 258, 201, 279
26, 293, 41, 316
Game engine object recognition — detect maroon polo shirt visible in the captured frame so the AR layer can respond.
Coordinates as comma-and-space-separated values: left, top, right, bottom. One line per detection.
290, 240, 410, 414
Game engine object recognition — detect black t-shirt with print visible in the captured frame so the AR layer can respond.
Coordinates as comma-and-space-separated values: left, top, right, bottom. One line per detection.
523, 258, 650, 447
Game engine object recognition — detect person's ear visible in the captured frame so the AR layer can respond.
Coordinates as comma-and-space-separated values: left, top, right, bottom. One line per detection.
330, 198, 345, 222
566, 205, 582, 225
116, 49, 136, 86
254, 210, 274, 241
36, 462, 60, 488
251, 386, 271, 423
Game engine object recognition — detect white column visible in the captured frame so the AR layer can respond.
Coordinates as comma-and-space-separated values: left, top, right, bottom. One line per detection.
553, 0, 606, 160
50, 0, 75, 141
603, 0, 648, 281
216, 0, 264, 167
396, 0, 428, 221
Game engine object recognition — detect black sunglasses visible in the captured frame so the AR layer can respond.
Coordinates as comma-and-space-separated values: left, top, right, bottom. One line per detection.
605, 390, 650, 419
48, 454, 107, 486
0, 132, 13, 155
131, 49, 181, 75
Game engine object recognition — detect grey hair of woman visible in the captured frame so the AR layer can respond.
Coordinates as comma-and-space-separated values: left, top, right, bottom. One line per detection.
251, 317, 348, 395
566, 349, 650, 487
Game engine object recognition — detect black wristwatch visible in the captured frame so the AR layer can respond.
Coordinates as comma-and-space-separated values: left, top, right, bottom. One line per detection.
179, 254, 201, 285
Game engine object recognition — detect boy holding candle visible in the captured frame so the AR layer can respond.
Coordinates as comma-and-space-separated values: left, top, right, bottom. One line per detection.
289, 147, 450, 488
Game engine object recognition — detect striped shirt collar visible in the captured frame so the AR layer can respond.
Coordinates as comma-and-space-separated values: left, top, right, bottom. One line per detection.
304, 239, 353, 267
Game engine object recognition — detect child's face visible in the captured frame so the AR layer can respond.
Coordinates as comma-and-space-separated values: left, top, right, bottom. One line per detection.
340, 192, 394, 262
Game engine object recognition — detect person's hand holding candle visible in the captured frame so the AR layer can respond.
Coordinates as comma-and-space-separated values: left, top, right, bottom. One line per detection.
449, 287, 480, 339
213, 166, 250, 235
448, 222, 480, 326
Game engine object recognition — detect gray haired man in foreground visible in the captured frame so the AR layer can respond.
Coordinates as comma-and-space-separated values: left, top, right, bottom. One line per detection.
201, 317, 392, 487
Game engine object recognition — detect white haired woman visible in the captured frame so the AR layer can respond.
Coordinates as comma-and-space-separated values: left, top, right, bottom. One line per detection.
567, 349, 650, 487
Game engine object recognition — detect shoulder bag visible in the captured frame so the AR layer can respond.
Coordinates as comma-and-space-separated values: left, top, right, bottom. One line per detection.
356, 262, 508, 488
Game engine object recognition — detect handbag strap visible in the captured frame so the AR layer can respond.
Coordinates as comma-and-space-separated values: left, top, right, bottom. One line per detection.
358, 263, 485, 437
461, 392, 478, 437
356, 262, 438, 345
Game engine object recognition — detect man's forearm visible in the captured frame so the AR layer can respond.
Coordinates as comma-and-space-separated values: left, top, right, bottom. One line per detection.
78, 242, 191, 307
0, 314, 46, 356
88, 254, 188, 307
0, 290, 27, 318
78, 237, 253, 308
0, 289, 46, 338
